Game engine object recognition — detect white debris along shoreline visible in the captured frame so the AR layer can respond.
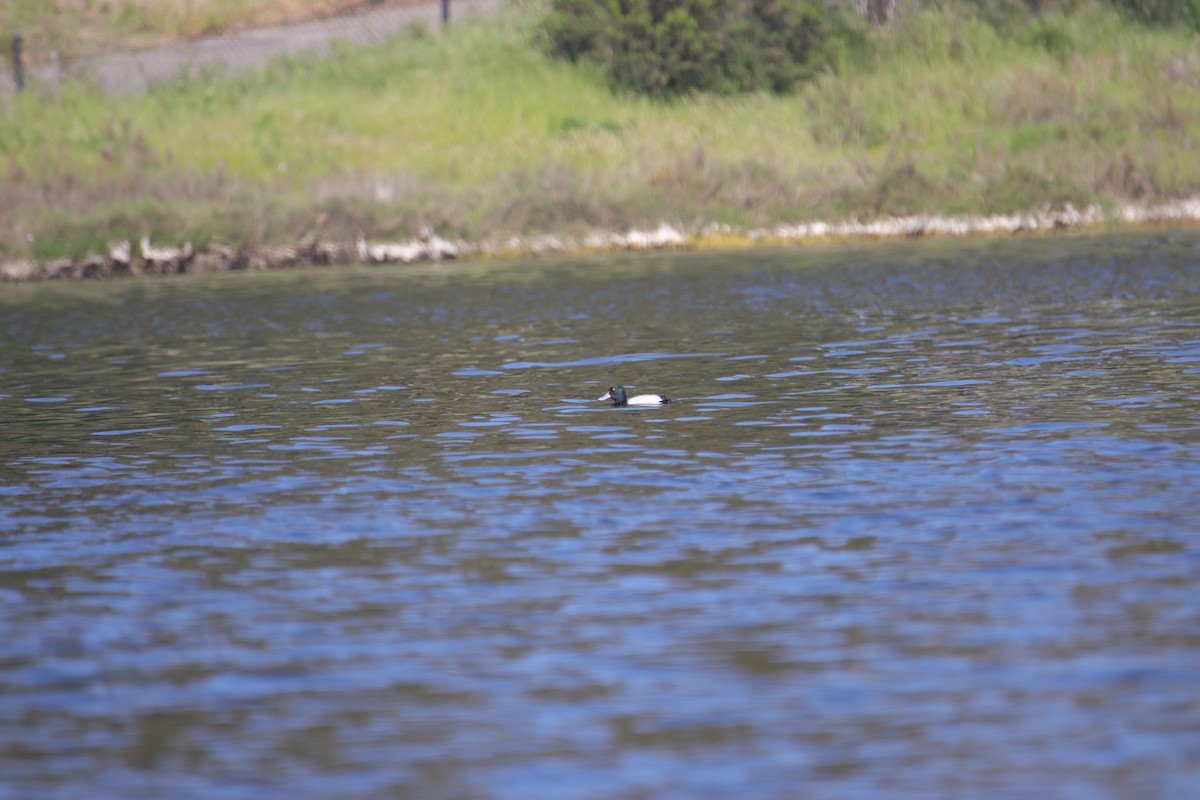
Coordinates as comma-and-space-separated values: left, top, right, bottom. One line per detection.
3, 199, 1200, 282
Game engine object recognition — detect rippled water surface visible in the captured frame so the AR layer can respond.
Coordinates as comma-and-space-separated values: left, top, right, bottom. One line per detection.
2, 232, 1199, 799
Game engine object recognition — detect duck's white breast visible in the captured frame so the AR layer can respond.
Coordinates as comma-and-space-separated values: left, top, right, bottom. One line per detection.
627, 394, 665, 406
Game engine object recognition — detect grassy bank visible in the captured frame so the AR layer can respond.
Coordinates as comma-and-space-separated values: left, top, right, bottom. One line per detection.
2, 0, 1199, 266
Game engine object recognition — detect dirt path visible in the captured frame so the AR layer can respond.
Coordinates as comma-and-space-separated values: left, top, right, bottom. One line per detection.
11, 0, 503, 94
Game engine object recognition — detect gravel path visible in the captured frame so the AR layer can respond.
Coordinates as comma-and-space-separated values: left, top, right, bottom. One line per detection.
7, 0, 503, 94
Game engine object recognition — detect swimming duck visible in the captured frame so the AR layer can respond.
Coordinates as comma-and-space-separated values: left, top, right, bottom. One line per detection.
598, 385, 672, 407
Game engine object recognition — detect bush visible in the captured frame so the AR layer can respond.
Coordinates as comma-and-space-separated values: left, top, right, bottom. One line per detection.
541, 0, 832, 97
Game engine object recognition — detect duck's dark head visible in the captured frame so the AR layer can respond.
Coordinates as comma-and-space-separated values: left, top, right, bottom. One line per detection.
598, 386, 628, 406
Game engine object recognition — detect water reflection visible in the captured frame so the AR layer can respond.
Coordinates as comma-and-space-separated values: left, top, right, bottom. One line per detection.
1, 232, 1198, 799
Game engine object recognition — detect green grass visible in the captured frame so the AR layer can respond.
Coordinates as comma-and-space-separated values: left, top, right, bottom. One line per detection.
3, 0, 1199, 261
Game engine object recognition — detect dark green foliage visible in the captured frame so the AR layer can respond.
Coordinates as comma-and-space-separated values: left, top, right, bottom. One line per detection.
541, 0, 832, 96
966, 0, 1200, 31
1106, 0, 1200, 29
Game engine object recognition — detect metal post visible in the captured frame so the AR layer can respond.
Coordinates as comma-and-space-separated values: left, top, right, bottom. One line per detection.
11, 30, 24, 92
441, 0, 450, 26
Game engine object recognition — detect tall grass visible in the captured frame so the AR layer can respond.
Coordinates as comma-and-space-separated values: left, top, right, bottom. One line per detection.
2, 0, 1199, 261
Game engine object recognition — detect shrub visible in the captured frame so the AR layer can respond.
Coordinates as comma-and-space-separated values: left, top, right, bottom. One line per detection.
541, 0, 832, 97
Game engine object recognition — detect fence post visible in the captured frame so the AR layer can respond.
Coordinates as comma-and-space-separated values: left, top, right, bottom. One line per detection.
441, 0, 450, 25
10, 30, 24, 92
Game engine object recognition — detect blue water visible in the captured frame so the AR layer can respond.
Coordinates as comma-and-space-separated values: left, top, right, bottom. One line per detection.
1, 232, 1198, 799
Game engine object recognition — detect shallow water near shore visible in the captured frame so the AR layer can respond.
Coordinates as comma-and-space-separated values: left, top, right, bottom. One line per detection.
2, 231, 1198, 799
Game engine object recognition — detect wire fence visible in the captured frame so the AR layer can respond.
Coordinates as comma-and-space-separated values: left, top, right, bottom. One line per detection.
2, 0, 499, 95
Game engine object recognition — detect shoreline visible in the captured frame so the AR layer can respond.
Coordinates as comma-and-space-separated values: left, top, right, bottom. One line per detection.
4, 198, 1199, 283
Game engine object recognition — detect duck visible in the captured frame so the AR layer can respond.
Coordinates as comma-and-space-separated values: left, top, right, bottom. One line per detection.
597, 385, 672, 407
